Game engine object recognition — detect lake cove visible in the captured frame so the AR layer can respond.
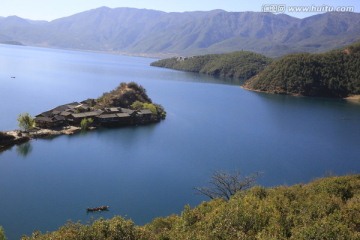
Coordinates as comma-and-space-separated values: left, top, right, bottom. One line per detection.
0, 44, 359, 239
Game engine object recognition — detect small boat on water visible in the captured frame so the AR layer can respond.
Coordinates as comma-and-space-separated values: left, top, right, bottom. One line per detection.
87, 205, 109, 212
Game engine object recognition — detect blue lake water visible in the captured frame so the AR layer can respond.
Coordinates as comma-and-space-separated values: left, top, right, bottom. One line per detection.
0, 44, 359, 239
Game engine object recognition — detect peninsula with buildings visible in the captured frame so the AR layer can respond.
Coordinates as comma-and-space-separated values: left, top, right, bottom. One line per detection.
0, 82, 166, 152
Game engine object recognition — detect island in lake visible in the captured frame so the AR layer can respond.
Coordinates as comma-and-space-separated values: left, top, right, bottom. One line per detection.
0, 82, 166, 152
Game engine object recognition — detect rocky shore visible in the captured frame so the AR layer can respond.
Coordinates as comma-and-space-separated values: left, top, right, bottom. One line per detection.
0, 126, 82, 152
0, 131, 30, 152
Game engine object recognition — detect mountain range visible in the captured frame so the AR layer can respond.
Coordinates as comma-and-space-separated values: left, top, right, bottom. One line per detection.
1, 7, 360, 57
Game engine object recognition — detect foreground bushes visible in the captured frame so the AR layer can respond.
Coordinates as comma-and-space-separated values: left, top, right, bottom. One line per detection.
22, 175, 360, 239
22, 217, 137, 240
0, 226, 6, 240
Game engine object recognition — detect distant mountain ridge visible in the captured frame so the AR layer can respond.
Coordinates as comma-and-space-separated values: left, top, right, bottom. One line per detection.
1, 7, 360, 57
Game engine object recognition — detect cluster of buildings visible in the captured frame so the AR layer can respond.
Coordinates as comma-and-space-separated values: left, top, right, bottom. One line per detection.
34, 100, 154, 129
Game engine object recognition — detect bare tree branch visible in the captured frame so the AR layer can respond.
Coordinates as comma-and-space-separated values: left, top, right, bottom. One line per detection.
195, 170, 261, 200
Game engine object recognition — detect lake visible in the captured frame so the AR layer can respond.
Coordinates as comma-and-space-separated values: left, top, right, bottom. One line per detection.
0, 44, 359, 239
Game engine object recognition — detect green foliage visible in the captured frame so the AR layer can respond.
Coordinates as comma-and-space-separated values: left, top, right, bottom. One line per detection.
130, 101, 157, 113
154, 104, 166, 120
130, 101, 145, 110
143, 103, 157, 115
128, 82, 147, 94
17, 113, 35, 131
149, 175, 360, 240
21, 217, 138, 240
0, 226, 6, 240
245, 41, 360, 97
131, 101, 167, 119
80, 118, 94, 131
24, 175, 360, 240
151, 51, 272, 81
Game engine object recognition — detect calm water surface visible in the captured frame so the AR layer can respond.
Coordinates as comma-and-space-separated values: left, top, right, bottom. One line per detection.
0, 44, 359, 239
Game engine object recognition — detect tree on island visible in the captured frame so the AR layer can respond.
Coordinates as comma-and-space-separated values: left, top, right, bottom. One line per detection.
17, 113, 35, 131
131, 101, 157, 114
80, 118, 94, 131
195, 170, 261, 200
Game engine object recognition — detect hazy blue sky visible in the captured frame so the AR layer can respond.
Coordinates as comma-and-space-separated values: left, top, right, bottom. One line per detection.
0, 0, 359, 21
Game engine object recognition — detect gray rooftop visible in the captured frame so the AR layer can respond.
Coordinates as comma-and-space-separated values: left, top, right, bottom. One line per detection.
116, 113, 131, 118
121, 108, 135, 114
97, 114, 118, 119
139, 109, 153, 115
60, 111, 72, 117
36, 111, 52, 118
53, 102, 81, 112
35, 116, 53, 122
72, 110, 103, 118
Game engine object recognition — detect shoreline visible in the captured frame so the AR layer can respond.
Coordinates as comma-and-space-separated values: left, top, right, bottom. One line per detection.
0, 43, 176, 59
241, 86, 360, 101
345, 95, 360, 103
240, 85, 302, 97
0, 126, 82, 153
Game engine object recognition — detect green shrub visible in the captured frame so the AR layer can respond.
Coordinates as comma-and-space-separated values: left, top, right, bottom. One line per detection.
143, 103, 157, 115
0, 226, 6, 240
131, 101, 166, 119
130, 101, 144, 110
21, 217, 138, 240
80, 118, 94, 131
17, 113, 35, 131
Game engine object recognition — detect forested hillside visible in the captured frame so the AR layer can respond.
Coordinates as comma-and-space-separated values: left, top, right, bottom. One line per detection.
244, 41, 360, 97
151, 51, 272, 81
20, 175, 360, 239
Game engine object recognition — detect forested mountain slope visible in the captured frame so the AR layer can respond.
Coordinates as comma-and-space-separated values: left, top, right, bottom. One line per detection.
244, 41, 360, 97
151, 51, 272, 81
